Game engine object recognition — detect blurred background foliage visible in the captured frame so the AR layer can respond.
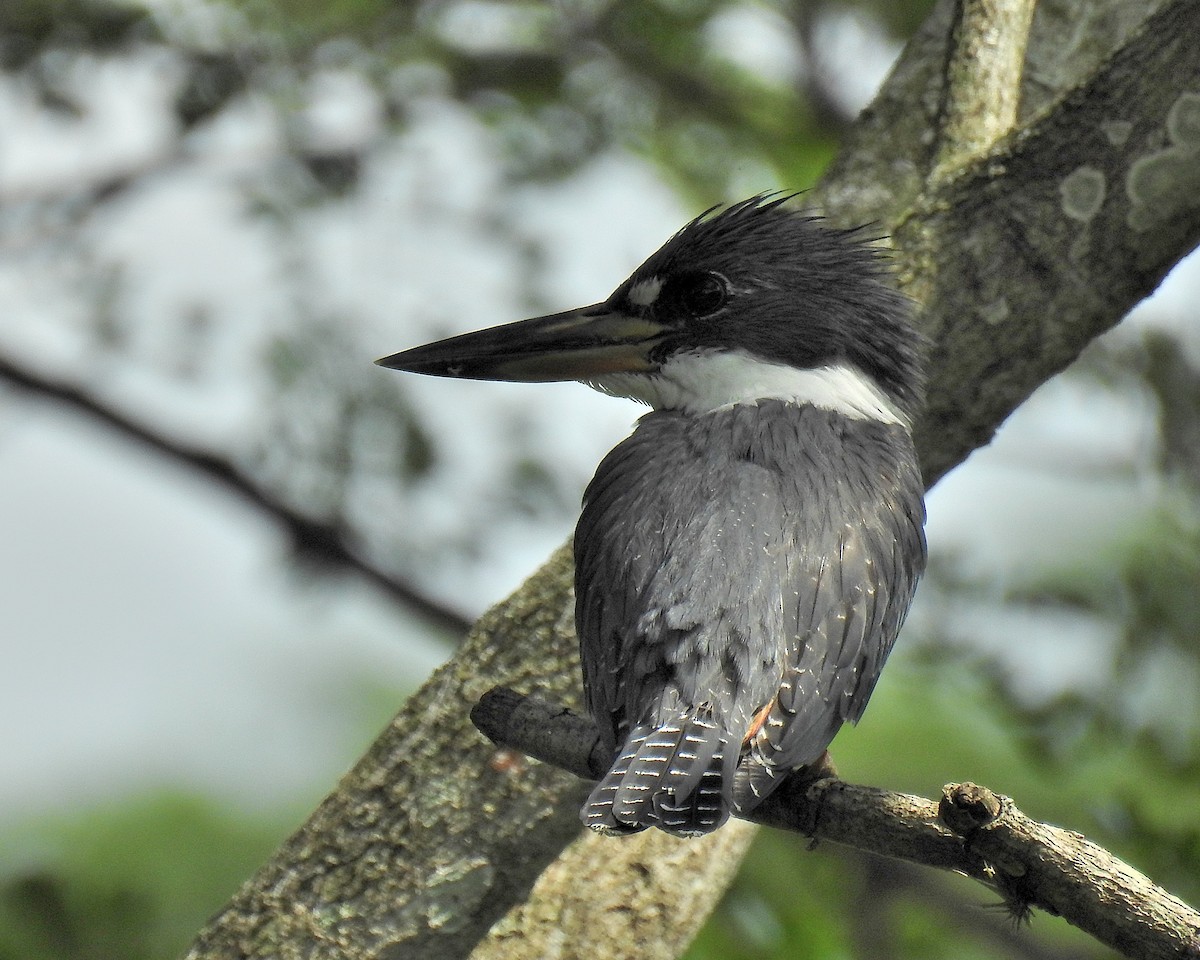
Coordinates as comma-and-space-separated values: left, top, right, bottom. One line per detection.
0, 1, 1197, 959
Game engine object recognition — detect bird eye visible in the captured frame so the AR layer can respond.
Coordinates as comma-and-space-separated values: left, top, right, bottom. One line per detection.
675, 271, 728, 317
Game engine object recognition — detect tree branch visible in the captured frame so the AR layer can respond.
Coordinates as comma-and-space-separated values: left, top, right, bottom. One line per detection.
471, 815, 759, 960
0, 352, 472, 637
934, 0, 1037, 178
898, 0, 1200, 484
473, 688, 1200, 960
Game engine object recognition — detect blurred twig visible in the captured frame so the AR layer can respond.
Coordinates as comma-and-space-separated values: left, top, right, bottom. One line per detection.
787, 0, 864, 134
869, 856, 1101, 960
0, 350, 472, 637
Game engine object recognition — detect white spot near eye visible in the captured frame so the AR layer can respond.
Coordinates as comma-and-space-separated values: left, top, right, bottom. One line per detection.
628, 276, 664, 307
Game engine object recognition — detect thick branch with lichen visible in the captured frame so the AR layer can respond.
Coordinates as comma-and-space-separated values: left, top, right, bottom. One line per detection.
934, 0, 1038, 178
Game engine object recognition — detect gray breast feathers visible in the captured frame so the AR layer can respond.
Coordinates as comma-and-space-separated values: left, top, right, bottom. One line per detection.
573, 399, 926, 811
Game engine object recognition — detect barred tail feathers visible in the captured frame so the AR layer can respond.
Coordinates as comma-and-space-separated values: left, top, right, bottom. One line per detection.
582, 711, 734, 837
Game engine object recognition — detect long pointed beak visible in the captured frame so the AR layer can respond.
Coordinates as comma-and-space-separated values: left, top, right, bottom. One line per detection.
375, 304, 669, 382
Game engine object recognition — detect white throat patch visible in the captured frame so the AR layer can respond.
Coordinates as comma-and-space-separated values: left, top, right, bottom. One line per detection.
588, 349, 907, 426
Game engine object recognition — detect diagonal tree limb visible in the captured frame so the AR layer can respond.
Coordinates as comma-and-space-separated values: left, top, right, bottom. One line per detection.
473, 815, 759, 960
0, 352, 472, 637
182, 2, 1200, 958
933, 0, 1038, 179
938, 785, 1200, 960
473, 689, 1200, 960
901, 0, 1200, 484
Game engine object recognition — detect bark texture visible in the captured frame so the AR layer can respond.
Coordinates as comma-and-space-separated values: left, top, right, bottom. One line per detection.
185, 545, 590, 960
473, 821, 758, 960
934, 0, 1038, 177
185, 1, 1200, 957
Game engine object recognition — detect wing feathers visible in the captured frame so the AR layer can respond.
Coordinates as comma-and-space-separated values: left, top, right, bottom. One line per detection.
576, 402, 926, 832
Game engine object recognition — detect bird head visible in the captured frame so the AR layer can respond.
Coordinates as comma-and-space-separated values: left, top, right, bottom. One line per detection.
378, 195, 924, 425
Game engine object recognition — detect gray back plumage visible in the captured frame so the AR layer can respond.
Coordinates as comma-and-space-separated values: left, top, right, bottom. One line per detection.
575, 400, 926, 835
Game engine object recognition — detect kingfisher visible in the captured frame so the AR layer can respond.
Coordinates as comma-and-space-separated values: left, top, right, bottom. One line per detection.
378, 195, 927, 836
